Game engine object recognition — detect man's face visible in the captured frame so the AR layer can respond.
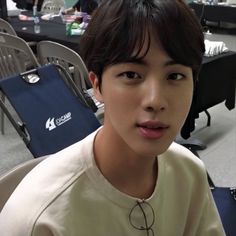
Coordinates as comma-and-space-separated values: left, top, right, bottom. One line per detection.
91, 38, 193, 158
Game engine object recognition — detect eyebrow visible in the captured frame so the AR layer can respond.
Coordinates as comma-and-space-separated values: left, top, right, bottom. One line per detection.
164, 59, 180, 66
124, 58, 180, 67
124, 58, 148, 65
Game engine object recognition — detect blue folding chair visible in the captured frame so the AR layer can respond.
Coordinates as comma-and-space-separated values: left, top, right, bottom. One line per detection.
187, 150, 236, 236
211, 187, 236, 236
0, 64, 100, 157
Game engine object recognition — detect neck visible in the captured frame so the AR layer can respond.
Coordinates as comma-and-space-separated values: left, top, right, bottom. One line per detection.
93, 128, 158, 199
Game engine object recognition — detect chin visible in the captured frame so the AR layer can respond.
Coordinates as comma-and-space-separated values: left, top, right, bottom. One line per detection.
150, 137, 175, 156
134, 142, 172, 158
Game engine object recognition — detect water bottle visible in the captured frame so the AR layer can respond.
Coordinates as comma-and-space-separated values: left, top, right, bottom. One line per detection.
34, 16, 40, 34
33, 5, 37, 17
66, 22, 72, 35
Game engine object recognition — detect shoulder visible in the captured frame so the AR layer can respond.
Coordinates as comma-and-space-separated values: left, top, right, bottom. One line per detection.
0, 129, 99, 235
27, 127, 98, 184
158, 143, 225, 235
159, 142, 207, 182
163, 141, 205, 168
157, 142, 210, 206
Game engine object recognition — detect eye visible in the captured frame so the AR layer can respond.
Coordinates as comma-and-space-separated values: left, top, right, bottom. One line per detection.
167, 73, 185, 81
118, 71, 141, 80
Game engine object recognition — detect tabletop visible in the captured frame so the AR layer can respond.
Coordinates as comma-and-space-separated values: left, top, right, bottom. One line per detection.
189, 2, 236, 24
8, 13, 81, 53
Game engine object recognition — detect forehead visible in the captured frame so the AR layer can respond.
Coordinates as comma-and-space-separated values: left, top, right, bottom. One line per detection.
125, 30, 172, 66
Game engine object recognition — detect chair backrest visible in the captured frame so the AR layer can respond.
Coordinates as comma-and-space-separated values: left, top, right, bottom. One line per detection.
0, 156, 47, 212
212, 187, 236, 236
0, 18, 17, 36
0, 32, 40, 79
37, 40, 89, 90
41, 0, 66, 14
37, 40, 104, 122
227, 0, 236, 4
0, 64, 101, 157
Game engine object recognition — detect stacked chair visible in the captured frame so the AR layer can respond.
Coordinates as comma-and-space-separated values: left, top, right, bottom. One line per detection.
0, 58, 100, 157
0, 32, 40, 134
37, 40, 104, 122
0, 30, 101, 157
0, 27, 103, 212
37, 41, 89, 91
40, 0, 66, 15
0, 33, 101, 214
0, 18, 17, 36
0, 18, 37, 48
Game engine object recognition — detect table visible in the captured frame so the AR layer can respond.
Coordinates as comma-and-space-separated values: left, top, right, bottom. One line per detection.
8, 14, 81, 53
181, 50, 236, 139
189, 2, 236, 24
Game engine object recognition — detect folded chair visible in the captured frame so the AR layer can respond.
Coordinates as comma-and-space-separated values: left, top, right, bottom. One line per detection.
0, 63, 101, 157
37, 40, 104, 122
0, 32, 40, 134
187, 148, 236, 236
211, 186, 236, 236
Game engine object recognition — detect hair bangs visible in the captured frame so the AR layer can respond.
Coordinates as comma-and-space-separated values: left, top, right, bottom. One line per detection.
108, 5, 151, 65
150, 0, 204, 80
80, 0, 205, 84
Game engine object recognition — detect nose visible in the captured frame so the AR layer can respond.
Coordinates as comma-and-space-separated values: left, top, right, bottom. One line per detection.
141, 78, 167, 113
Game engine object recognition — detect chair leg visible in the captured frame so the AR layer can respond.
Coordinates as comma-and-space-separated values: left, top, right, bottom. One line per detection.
176, 136, 207, 151
207, 173, 215, 189
1, 93, 5, 135
204, 110, 211, 127
1, 110, 4, 135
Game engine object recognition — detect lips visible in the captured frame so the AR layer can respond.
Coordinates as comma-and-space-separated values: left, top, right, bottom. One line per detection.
137, 121, 169, 139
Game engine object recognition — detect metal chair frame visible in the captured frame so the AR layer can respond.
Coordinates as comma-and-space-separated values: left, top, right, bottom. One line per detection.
0, 32, 40, 135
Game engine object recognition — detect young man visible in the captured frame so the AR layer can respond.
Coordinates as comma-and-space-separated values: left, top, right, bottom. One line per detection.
62, 0, 99, 15
0, 0, 225, 235
12, 0, 43, 11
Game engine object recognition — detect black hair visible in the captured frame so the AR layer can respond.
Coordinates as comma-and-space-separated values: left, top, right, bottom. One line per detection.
80, 0, 205, 87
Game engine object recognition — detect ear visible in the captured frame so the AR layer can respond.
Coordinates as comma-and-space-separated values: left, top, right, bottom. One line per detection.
89, 72, 103, 103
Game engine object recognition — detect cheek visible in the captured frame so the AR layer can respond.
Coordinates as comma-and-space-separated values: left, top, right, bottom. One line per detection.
185, 84, 194, 109
103, 81, 139, 110
104, 90, 135, 118
174, 86, 193, 122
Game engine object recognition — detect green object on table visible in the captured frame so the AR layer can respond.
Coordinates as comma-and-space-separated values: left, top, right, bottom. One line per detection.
65, 0, 77, 7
